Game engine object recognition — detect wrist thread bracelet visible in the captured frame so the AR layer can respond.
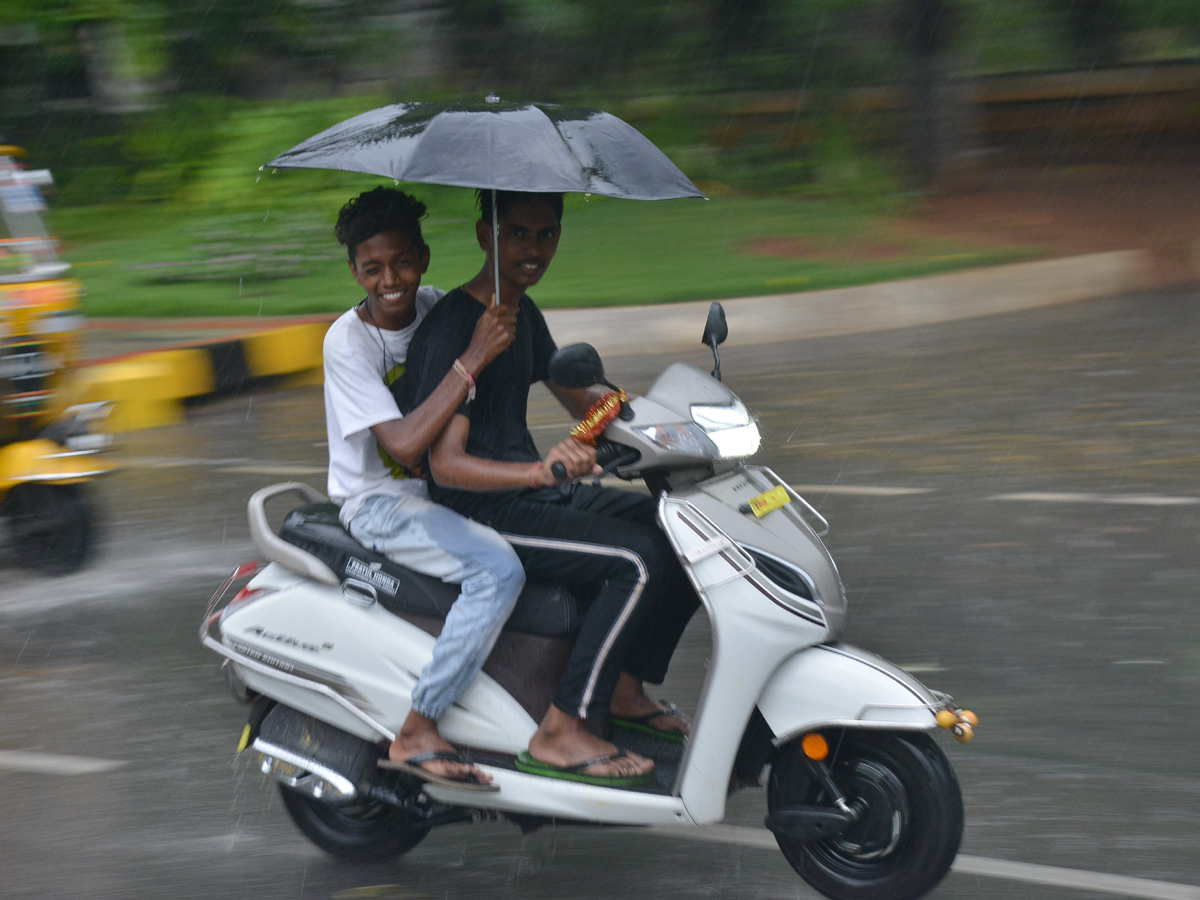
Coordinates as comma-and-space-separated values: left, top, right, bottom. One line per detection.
528, 462, 543, 489
452, 359, 476, 402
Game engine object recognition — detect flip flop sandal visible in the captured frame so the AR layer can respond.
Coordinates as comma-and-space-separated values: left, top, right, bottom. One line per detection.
378, 750, 500, 792
514, 749, 654, 787
609, 700, 689, 744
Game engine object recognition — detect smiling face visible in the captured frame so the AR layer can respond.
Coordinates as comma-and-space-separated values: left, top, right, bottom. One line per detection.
350, 229, 431, 330
478, 196, 562, 303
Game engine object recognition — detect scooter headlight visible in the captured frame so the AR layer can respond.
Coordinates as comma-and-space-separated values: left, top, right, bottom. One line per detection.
691, 399, 760, 459
635, 422, 719, 457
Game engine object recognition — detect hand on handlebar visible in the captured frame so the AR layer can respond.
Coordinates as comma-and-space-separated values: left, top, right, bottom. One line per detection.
535, 438, 600, 487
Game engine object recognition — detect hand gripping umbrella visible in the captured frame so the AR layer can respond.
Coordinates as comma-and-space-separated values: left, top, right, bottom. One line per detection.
263, 97, 705, 303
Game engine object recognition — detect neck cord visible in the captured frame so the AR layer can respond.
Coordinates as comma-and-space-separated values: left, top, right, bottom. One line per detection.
358, 299, 396, 380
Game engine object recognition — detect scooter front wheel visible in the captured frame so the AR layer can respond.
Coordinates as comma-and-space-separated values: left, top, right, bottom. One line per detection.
768, 729, 963, 900
278, 784, 431, 862
4, 483, 92, 575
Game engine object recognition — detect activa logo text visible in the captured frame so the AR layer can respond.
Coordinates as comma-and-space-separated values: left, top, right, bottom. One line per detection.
346, 557, 400, 596
245, 626, 332, 654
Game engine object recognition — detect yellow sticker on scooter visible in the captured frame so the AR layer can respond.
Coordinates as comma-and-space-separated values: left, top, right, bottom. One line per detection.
747, 485, 791, 518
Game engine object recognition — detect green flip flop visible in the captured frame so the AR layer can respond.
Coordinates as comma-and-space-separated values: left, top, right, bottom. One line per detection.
609, 700, 689, 744
514, 749, 654, 787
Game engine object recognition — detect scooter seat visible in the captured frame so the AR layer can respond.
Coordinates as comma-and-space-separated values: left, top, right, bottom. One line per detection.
279, 502, 580, 638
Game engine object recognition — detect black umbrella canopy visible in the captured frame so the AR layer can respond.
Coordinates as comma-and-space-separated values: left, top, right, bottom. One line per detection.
264, 100, 705, 201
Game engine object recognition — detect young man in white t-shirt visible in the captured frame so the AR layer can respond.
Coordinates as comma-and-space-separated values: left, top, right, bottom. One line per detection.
323, 187, 520, 786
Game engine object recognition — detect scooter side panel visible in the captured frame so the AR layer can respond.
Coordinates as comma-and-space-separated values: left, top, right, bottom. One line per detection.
220, 564, 539, 752
756, 643, 940, 744
657, 493, 832, 825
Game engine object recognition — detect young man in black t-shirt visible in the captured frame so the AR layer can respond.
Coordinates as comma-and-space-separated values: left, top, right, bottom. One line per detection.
403, 190, 697, 786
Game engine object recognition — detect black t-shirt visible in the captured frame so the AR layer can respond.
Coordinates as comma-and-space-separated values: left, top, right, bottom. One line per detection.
399, 286, 557, 506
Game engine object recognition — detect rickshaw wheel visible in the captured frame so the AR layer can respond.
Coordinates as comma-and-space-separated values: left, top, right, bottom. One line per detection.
4, 483, 92, 575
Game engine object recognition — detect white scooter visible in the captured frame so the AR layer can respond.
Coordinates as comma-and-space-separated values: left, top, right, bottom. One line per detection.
201, 303, 973, 900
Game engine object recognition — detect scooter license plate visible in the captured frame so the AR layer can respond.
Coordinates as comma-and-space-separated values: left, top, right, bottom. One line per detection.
745, 485, 791, 518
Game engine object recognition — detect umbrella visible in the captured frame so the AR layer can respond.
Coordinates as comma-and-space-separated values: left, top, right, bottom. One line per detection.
264, 98, 704, 201
263, 97, 704, 302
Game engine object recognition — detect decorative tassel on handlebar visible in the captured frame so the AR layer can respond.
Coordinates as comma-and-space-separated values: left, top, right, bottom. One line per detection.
570, 390, 629, 445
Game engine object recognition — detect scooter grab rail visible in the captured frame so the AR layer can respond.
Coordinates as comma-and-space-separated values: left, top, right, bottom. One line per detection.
246, 481, 340, 586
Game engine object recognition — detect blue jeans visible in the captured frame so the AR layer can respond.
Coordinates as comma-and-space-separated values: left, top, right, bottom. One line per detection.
348, 492, 525, 721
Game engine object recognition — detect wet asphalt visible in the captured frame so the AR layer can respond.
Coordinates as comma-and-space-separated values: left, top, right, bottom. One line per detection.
2, 284, 1200, 900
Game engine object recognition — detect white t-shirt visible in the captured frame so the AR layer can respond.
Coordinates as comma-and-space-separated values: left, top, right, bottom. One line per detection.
323, 286, 444, 525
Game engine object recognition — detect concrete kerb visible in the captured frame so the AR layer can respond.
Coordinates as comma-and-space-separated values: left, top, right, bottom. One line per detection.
67, 321, 333, 432
73, 250, 1151, 432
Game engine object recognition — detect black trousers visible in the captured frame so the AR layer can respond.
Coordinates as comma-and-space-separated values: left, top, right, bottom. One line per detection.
445, 483, 699, 722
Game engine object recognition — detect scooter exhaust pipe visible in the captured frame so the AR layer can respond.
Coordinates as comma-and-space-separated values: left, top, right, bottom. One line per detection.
251, 705, 379, 803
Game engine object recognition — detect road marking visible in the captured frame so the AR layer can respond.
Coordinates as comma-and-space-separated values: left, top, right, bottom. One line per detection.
0, 750, 127, 775
898, 662, 947, 673
990, 492, 1199, 507
121, 456, 325, 477
1114, 659, 1166, 666
220, 464, 326, 476
648, 825, 1200, 899
115, 459, 1200, 509
955, 854, 1200, 900
793, 485, 934, 497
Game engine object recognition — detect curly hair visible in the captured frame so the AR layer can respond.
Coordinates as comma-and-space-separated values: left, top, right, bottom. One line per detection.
476, 189, 563, 225
334, 187, 428, 262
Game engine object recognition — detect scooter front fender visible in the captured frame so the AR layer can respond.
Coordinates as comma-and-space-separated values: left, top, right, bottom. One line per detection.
0, 438, 113, 491
757, 643, 941, 744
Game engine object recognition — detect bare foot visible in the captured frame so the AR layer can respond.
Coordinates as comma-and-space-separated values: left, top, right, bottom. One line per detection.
389, 710, 492, 784
527, 705, 653, 778
609, 671, 691, 736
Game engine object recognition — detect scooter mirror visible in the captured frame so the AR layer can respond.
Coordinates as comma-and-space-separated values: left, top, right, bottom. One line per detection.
548, 343, 606, 389
701, 302, 728, 348
702, 302, 728, 382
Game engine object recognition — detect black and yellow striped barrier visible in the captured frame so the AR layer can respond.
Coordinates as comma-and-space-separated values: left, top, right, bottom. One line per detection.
64, 322, 330, 432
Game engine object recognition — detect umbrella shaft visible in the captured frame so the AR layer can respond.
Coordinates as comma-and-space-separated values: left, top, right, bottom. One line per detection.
492, 191, 500, 307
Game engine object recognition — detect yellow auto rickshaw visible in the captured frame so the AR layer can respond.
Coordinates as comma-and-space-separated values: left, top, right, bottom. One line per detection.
0, 142, 113, 574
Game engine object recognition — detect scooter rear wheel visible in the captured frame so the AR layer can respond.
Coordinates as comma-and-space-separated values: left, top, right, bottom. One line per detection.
768, 729, 963, 900
278, 784, 431, 862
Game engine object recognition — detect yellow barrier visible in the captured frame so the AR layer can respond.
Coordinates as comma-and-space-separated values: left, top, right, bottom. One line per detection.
139, 348, 217, 398
69, 360, 183, 432
66, 320, 329, 431
242, 323, 328, 378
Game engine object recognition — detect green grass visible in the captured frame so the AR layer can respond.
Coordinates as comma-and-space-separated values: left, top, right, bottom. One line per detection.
32, 92, 1035, 317
52, 183, 1033, 318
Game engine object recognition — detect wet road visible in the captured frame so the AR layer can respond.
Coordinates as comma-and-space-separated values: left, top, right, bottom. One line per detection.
3, 285, 1200, 900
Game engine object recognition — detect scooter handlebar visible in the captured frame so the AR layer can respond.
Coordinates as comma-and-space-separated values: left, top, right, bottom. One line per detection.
549, 440, 636, 483
595, 439, 631, 468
